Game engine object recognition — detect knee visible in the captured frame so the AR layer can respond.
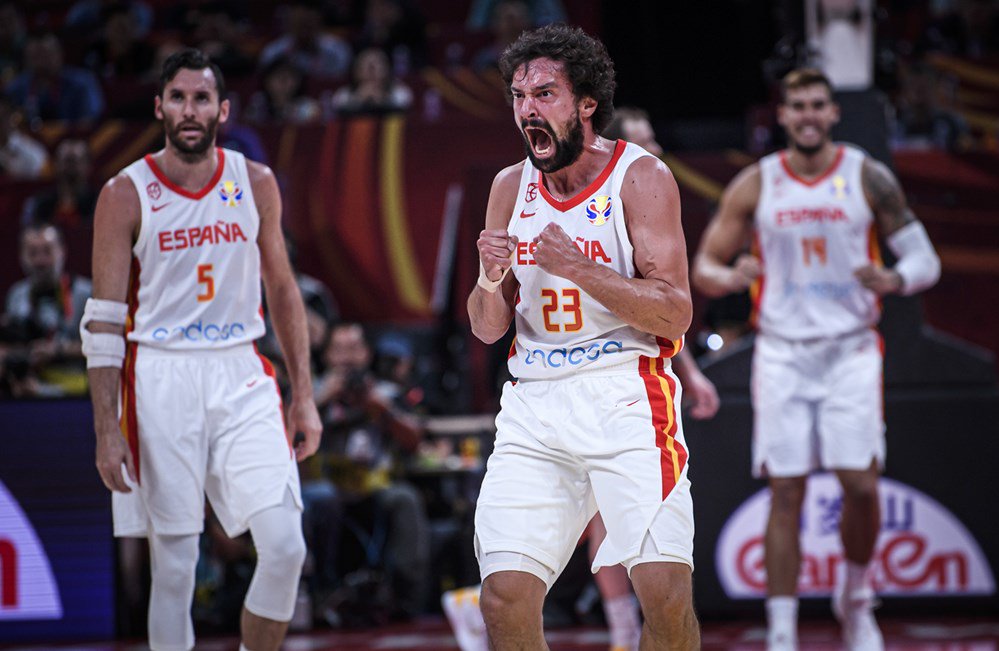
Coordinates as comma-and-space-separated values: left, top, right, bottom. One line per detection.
480, 573, 542, 627
841, 476, 879, 506
258, 530, 307, 575
641, 580, 695, 635
769, 480, 806, 518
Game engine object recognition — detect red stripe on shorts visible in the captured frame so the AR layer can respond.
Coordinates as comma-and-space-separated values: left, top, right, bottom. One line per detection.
119, 257, 142, 481
638, 354, 687, 500
253, 343, 292, 453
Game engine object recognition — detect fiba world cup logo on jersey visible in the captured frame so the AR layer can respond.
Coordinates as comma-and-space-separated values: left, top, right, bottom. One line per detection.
585, 195, 612, 226
218, 181, 243, 207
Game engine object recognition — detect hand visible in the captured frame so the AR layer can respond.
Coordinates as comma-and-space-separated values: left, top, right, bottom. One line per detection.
289, 397, 323, 461
728, 254, 762, 292
477, 229, 518, 282
855, 264, 902, 296
95, 428, 137, 493
683, 370, 720, 420
533, 223, 586, 279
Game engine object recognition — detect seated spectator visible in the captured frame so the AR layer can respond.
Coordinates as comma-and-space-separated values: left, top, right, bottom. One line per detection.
891, 61, 971, 151
354, 0, 428, 74
471, 0, 532, 71
311, 323, 430, 621
259, 0, 352, 80
6, 32, 105, 126
0, 223, 90, 397
83, 2, 156, 79
330, 47, 412, 114
245, 55, 321, 124
602, 106, 664, 156
0, 92, 47, 180
190, 1, 255, 78
923, 0, 999, 59
64, 0, 153, 39
0, 2, 26, 87
22, 138, 98, 227
467, 0, 566, 29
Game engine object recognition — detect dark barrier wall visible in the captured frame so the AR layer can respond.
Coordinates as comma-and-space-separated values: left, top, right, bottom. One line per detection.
0, 400, 115, 642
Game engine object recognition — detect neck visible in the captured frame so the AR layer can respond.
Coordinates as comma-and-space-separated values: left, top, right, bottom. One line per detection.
543, 136, 613, 200
785, 141, 838, 178
154, 144, 219, 191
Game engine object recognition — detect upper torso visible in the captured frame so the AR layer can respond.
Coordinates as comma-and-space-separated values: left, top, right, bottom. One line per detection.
121, 147, 266, 350
753, 144, 880, 340
506, 140, 681, 380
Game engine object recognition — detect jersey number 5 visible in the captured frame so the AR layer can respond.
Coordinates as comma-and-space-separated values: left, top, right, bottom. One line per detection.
541, 288, 583, 333
197, 264, 215, 302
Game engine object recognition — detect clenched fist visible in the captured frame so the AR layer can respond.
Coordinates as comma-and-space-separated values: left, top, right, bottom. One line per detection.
477, 229, 518, 282
533, 223, 586, 279
727, 254, 762, 292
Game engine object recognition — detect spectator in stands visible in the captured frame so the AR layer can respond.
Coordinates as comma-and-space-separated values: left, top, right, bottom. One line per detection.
467, 0, 565, 29
0, 2, 26, 87
6, 32, 105, 126
354, 0, 428, 74
330, 47, 412, 114
84, 2, 156, 79
191, 1, 255, 78
259, 0, 352, 80
65, 0, 153, 39
0, 223, 90, 397
218, 95, 269, 165
471, 0, 532, 71
891, 61, 971, 151
246, 55, 321, 124
22, 139, 97, 228
312, 323, 431, 620
924, 0, 999, 58
0, 92, 47, 180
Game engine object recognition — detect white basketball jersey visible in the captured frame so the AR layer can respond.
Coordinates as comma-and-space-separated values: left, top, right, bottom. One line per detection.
753, 144, 881, 340
506, 140, 682, 380
121, 148, 266, 350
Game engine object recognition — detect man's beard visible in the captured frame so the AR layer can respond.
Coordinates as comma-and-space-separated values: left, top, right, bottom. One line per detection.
789, 128, 829, 157
522, 113, 585, 174
165, 114, 219, 160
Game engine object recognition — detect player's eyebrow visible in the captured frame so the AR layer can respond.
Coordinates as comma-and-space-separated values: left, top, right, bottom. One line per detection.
511, 82, 557, 94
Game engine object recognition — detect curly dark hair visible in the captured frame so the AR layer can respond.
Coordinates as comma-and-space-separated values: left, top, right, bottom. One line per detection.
159, 48, 226, 99
499, 24, 616, 134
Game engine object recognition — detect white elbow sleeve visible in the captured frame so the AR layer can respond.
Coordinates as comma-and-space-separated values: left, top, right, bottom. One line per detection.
887, 222, 940, 296
80, 298, 129, 368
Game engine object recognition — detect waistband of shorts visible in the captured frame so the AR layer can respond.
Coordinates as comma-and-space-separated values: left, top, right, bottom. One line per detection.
133, 342, 261, 358
757, 326, 877, 346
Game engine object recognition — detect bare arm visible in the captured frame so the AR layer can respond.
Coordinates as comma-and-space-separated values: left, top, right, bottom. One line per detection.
467, 163, 522, 344
89, 174, 140, 492
691, 164, 761, 298
672, 349, 719, 420
532, 157, 691, 340
251, 161, 322, 461
855, 157, 937, 295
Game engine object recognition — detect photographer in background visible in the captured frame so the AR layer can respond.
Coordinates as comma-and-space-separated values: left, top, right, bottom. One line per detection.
0, 223, 90, 397
307, 322, 430, 624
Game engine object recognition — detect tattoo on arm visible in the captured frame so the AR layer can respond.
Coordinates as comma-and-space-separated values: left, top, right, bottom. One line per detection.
862, 159, 915, 235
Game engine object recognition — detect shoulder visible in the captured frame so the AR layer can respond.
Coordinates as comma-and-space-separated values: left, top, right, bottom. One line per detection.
721, 161, 762, 208
99, 172, 140, 208
622, 153, 673, 187
246, 158, 278, 189
491, 160, 526, 197
860, 155, 897, 188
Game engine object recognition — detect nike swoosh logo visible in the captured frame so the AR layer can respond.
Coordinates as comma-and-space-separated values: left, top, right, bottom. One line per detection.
151, 203, 171, 212
519, 210, 536, 219
246, 379, 259, 388
624, 399, 640, 407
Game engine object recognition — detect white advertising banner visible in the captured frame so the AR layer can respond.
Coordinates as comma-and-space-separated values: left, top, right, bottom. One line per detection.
0, 479, 62, 620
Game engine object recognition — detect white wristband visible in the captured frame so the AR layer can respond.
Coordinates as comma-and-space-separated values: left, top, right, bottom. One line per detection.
477, 262, 509, 293
887, 222, 940, 296
82, 331, 126, 369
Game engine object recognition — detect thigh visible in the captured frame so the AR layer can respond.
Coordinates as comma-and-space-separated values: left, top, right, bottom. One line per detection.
130, 353, 208, 535
581, 368, 694, 571
819, 330, 885, 471
752, 336, 819, 478
204, 352, 301, 537
474, 381, 596, 578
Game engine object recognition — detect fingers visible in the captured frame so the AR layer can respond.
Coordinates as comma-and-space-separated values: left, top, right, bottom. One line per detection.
295, 428, 321, 462
97, 459, 132, 493
124, 451, 138, 485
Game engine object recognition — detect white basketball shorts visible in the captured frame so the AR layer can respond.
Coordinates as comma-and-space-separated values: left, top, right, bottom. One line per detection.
474, 358, 694, 588
112, 343, 302, 538
751, 329, 886, 478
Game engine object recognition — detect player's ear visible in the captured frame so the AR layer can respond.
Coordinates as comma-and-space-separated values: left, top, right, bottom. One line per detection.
219, 97, 230, 125
154, 95, 163, 121
579, 96, 597, 121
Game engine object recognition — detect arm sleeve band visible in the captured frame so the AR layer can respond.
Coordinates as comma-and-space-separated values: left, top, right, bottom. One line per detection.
887, 221, 940, 296
80, 298, 129, 369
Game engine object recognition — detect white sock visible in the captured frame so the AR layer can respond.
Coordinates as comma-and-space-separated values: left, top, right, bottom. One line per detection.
603, 594, 641, 649
844, 560, 872, 597
766, 596, 798, 639
239, 645, 251, 651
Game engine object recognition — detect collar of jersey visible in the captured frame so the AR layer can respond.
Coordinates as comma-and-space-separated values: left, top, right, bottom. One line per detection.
779, 144, 844, 187
144, 148, 226, 200
539, 139, 626, 212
